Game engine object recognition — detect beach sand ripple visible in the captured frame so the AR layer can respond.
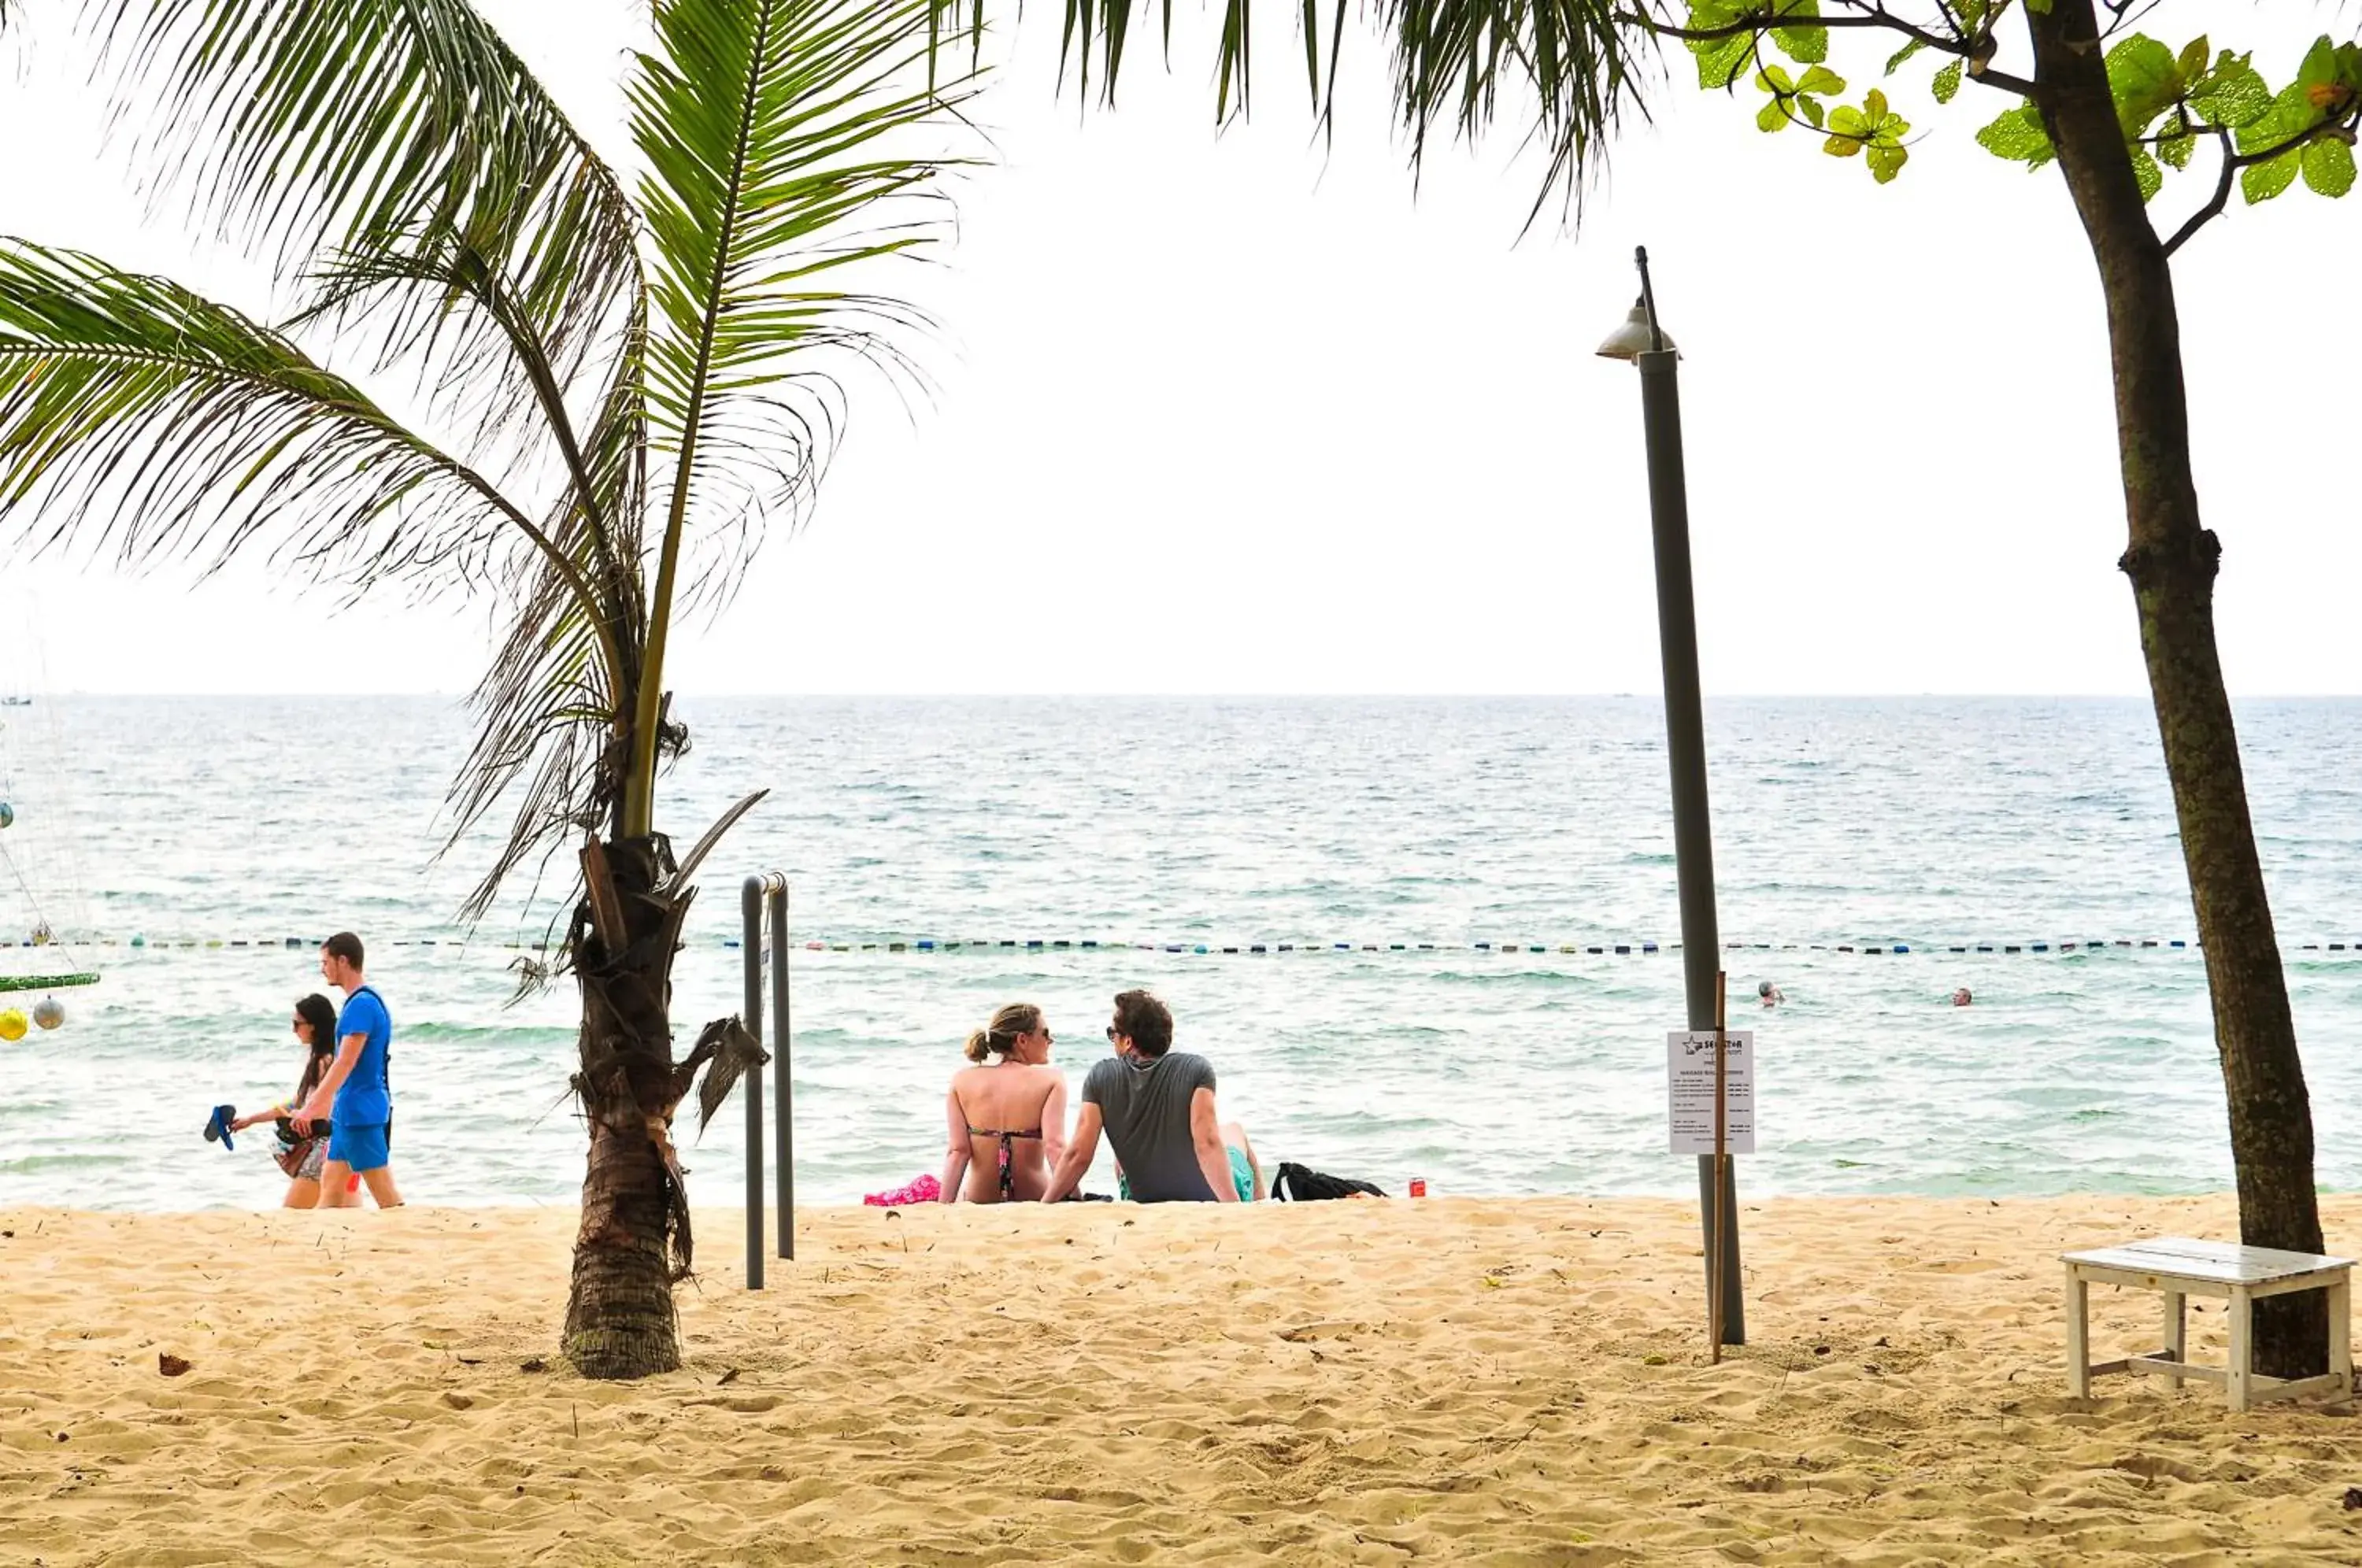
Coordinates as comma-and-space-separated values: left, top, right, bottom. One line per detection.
2, 1194, 2358, 1564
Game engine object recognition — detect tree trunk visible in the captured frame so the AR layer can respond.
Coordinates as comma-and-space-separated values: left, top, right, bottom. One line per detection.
566, 1108, 681, 1377
2029, 2, 2324, 1378
563, 834, 696, 1379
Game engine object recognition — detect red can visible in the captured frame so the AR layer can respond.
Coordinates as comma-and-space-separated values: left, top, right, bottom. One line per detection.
1408, 1178, 1427, 1198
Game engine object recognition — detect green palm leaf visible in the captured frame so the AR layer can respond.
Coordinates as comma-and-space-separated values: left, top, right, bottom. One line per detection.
93, 0, 642, 386
299, 234, 646, 608
0, 236, 635, 923
88, 6, 656, 834
931, 0, 1643, 216
0, 239, 588, 603
443, 318, 654, 919
623, 0, 969, 830
448, 550, 622, 922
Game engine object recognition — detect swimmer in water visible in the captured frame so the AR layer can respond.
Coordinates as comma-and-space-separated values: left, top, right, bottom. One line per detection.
1758, 979, 1783, 1007
1951, 986, 1972, 1007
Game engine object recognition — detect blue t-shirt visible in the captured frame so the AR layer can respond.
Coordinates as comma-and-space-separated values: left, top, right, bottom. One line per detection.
331, 986, 393, 1126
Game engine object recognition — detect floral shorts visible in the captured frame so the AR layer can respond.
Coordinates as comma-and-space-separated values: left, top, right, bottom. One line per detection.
276, 1133, 328, 1182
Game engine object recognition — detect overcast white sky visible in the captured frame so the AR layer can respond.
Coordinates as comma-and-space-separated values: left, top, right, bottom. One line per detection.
0, 1, 2353, 696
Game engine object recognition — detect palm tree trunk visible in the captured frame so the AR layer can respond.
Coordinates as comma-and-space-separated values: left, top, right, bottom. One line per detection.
2030, 1, 2325, 1379
566, 1106, 681, 1376
563, 834, 694, 1379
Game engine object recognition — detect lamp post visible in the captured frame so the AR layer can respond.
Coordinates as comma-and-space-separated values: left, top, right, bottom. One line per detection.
1597, 245, 1744, 1345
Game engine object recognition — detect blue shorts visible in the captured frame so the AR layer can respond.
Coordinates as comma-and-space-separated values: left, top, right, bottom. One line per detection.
328, 1121, 390, 1173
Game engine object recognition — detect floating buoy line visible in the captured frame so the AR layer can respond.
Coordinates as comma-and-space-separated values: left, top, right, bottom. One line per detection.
20, 933, 2362, 957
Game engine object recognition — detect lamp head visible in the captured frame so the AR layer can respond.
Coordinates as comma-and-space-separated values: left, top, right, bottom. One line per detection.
1595, 297, 1678, 361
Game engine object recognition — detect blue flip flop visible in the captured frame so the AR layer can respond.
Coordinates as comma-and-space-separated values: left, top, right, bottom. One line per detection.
205, 1104, 236, 1152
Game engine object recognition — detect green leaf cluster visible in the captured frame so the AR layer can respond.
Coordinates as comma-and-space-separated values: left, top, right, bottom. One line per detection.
1976, 32, 2362, 209
2234, 38, 2362, 203
1974, 102, 2050, 170
1823, 87, 1911, 183
1697, 0, 1921, 186
1686, 0, 1823, 90
1670, 2, 2362, 216
1754, 63, 1843, 134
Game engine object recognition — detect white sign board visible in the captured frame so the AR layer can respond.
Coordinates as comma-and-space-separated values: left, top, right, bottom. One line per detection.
1666, 1030, 1756, 1156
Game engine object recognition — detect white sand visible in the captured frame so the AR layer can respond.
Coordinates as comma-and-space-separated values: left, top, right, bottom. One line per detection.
3, 1193, 2360, 1564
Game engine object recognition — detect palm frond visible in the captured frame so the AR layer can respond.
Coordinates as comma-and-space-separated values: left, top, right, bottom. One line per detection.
300, 235, 645, 605
634, 0, 961, 534
0, 239, 594, 605
1382, 0, 1643, 221
442, 315, 654, 923
624, 0, 970, 830
92, 0, 642, 383
930, 0, 1647, 216
446, 546, 620, 923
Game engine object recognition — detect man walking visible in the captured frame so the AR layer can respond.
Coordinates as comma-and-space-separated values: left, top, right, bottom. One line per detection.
1043, 989, 1261, 1204
296, 930, 403, 1208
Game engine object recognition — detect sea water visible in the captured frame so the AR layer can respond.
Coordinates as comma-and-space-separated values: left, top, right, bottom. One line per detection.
0, 695, 2356, 1211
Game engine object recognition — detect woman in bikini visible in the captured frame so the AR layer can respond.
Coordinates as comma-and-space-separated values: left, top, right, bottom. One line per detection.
939, 1003, 1067, 1203
228, 993, 340, 1208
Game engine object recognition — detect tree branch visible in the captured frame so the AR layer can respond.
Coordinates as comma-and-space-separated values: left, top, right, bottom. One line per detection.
2099, 0, 2167, 43
2164, 112, 2362, 258
1621, 4, 1964, 57
2161, 125, 2237, 258
2223, 117, 2360, 174
1965, 63, 2039, 98
1746, 33, 1840, 138
1619, 3, 2037, 98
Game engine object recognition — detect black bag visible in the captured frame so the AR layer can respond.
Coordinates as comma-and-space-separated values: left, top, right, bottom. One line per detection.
1269, 1161, 1386, 1201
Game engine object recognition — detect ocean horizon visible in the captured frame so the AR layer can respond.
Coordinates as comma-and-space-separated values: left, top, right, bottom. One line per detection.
2, 693, 2356, 1211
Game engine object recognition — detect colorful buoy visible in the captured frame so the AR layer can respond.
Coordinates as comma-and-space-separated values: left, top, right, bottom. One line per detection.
31, 996, 63, 1030
0, 1008, 25, 1041
0, 802, 12, 830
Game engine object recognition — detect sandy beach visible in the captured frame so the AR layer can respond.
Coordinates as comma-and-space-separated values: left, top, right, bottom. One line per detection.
3, 1193, 2359, 1565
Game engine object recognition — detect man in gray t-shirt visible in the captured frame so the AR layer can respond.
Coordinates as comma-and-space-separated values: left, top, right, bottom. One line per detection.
1042, 989, 1261, 1204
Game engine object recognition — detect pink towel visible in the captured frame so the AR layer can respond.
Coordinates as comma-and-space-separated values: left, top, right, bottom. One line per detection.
864, 1173, 940, 1207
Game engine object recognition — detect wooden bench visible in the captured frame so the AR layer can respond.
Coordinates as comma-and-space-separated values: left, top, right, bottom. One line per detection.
2061, 1236, 2353, 1412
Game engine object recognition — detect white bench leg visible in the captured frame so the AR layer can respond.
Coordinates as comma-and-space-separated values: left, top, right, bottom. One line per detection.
2330, 1278, 2352, 1401
2226, 1286, 2253, 1414
2066, 1268, 2090, 1399
2162, 1289, 2185, 1389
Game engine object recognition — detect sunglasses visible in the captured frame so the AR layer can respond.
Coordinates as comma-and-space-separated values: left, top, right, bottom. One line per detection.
1105, 1025, 1124, 1042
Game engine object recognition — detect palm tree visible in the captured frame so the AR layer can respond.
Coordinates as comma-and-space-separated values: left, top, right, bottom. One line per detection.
0, 0, 967, 1378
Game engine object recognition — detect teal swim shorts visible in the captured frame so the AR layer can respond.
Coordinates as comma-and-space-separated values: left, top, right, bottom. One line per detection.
1226, 1145, 1255, 1201
1116, 1146, 1257, 1202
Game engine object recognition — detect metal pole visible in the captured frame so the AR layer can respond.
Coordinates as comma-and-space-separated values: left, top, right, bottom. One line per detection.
1635, 245, 1744, 1345
1711, 970, 1728, 1363
770, 879, 793, 1260
742, 875, 765, 1291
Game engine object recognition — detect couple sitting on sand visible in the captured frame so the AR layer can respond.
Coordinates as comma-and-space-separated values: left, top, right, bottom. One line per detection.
941, 989, 1262, 1204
